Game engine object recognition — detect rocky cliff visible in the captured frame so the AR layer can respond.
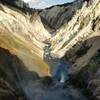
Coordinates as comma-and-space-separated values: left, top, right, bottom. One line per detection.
0, 0, 29, 10
0, 0, 100, 99
50, 0, 100, 58
39, 0, 84, 32
0, 4, 51, 77
49, 0, 100, 99
0, 47, 30, 100
46, 0, 100, 99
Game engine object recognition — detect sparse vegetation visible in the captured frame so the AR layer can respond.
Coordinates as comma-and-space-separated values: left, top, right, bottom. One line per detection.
31, 71, 40, 80
70, 50, 100, 99
88, 50, 100, 74
76, 41, 91, 57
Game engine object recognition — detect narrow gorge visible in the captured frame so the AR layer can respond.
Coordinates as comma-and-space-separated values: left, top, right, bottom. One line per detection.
0, 0, 100, 100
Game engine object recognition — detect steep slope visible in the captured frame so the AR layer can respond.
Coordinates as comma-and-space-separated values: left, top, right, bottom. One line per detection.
0, 47, 31, 100
30, 12, 51, 41
48, 0, 100, 99
0, 4, 51, 76
0, 0, 29, 11
39, 0, 84, 32
0, 0, 99, 99
50, 0, 100, 58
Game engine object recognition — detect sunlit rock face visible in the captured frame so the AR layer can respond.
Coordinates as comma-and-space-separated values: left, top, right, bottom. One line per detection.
39, 0, 84, 32
50, 0, 100, 58
0, 4, 51, 77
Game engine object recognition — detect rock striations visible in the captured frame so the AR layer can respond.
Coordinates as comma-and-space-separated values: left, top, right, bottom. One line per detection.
0, 0, 100, 99
39, 0, 84, 32
50, 0, 100, 58
0, 4, 51, 77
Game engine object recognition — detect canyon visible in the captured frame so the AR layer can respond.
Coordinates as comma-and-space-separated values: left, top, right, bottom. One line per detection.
0, 0, 100, 100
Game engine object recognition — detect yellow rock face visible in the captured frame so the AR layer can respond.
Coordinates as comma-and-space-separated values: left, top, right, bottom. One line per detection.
0, 4, 51, 77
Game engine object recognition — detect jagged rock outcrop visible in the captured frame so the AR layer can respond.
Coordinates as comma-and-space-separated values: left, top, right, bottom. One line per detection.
0, 4, 51, 76
39, 0, 84, 32
50, 0, 100, 58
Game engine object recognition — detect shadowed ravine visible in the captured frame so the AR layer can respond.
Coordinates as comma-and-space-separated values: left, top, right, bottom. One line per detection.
18, 45, 88, 100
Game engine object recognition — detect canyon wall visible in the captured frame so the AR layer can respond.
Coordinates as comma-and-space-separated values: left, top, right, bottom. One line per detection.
0, 4, 51, 77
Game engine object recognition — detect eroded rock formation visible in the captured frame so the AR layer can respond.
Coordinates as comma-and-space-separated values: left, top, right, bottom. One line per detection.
0, 4, 51, 76
0, 0, 100, 99
39, 0, 84, 32
47, 0, 100, 99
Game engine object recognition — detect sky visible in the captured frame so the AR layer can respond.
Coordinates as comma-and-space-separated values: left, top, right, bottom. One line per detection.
22, 0, 74, 9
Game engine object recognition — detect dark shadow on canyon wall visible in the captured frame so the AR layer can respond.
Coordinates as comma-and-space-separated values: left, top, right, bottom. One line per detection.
0, 47, 40, 100
0, 0, 34, 14
64, 36, 100, 100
